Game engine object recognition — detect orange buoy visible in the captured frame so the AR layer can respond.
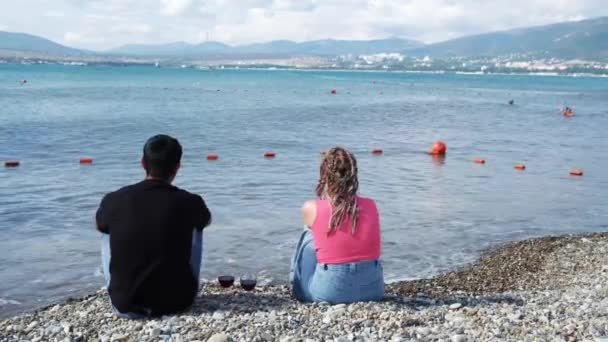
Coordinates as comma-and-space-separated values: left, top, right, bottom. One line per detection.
428, 141, 447, 155
562, 107, 574, 117
79, 157, 93, 164
330, 89, 337, 94
4, 160, 20, 167
264, 151, 276, 158
473, 158, 486, 164
514, 163, 526, 170
569, 169, 583, 176
206, 154, 219, 161
371, 148, 383, 155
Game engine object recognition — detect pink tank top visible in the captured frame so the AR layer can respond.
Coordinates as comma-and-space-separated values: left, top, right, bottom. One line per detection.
311, 196, 381, 264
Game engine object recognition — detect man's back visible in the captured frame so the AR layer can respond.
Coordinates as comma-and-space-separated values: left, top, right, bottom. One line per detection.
97, 179, 211, 315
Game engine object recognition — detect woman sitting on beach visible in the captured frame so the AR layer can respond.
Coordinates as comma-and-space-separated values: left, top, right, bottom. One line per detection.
290, 147, 384, 303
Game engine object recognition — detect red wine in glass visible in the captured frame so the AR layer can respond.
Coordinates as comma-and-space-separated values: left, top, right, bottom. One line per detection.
240, 273, 257, 291
218, 275, 235, 288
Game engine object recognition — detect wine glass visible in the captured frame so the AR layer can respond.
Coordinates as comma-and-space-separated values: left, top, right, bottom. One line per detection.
218, 275, 235, 288
239, 273, 257, 291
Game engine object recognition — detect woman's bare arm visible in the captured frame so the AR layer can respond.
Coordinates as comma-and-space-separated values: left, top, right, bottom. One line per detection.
301, 200, 317, 228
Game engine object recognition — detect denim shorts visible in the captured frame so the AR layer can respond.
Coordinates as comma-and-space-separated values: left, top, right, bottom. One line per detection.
308, 259, 384, 304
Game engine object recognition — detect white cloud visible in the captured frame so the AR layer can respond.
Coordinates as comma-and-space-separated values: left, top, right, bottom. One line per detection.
272, 0, 318, 12
0, 0, 607, 49
160, 0, 193, 16
110, 23, 152, 35
43, 10, 65, 18
63, 31, 83, 43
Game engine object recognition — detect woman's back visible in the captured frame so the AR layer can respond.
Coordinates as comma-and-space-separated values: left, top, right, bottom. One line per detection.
311, 196, 381, 264
291, 146, 384, 304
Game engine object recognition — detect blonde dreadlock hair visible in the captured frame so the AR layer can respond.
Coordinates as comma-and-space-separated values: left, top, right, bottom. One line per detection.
315, 147, 360, 235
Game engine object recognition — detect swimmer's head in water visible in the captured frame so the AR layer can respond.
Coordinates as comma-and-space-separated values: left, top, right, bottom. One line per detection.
316, 146, 360, 234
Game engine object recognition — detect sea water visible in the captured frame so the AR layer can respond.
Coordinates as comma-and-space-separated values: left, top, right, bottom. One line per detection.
1, 64, 607, 317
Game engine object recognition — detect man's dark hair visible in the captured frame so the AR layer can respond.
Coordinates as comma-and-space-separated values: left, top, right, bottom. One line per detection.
143, 135, 182, 180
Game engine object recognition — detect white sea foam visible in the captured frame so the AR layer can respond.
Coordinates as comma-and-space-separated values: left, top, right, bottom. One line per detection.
0, 298, 21, 306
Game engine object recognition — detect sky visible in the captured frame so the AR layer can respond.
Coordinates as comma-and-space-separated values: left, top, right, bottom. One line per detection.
0, 0, 607, 51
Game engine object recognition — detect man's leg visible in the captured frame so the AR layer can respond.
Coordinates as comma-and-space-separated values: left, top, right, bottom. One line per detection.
290, 227, 317, 302
101, 234, 149, 319
100, 234, 111, 289
191, 229, 203, 289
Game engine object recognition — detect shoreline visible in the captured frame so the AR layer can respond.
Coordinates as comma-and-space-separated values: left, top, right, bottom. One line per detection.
3, 61, 608, 78
1, 232, 607, 341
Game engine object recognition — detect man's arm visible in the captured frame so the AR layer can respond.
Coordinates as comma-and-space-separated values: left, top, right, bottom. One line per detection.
192, 195, 212, 231
96, 194, 111, 234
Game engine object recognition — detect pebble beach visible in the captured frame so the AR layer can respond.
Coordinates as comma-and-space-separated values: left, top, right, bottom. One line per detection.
1, 232, 607, 342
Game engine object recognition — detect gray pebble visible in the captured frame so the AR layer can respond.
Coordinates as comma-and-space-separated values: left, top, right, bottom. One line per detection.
207, 333, 229, 342
449, 303, 463, 310
212, 312, 225, 320
150, 328, 161, 338
451, 334, 468, 342
25, 320, 38, 332
111, 334, 129, 341
417, 327, 431, 336
60, 321, 72, 334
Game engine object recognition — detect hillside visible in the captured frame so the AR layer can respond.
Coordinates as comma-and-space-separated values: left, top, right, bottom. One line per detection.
0, 31, 84, 56
108, 38, 424, 57
238, 38, 424, 56
410, 16, 608, 59
108, 41, 231, 56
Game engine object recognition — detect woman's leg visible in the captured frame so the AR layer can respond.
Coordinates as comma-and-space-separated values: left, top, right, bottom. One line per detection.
191, 229, 204, 289
290, 228, 317, 302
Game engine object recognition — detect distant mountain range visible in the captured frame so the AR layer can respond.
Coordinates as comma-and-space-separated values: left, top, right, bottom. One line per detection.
107, 38, 424, 57
0, 31, 85, 56
108, 41, 230, 56
413, 16, 608, 59
1, 16, 607, 60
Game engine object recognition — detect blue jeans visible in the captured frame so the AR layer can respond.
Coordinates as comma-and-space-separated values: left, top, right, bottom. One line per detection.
101, 230, 203, 319
290, 228, 384, 304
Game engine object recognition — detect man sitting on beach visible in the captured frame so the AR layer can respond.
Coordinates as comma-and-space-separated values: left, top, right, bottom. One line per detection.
96, 134, 211, 318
